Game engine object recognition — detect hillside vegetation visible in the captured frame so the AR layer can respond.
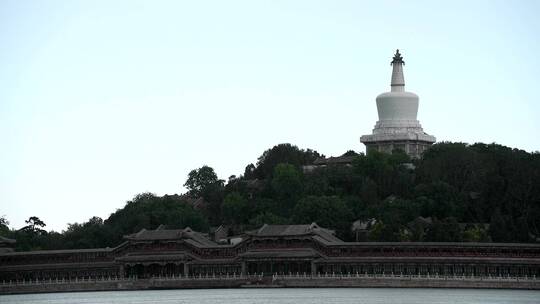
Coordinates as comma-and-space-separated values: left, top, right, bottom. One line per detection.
2, 142, 539, 250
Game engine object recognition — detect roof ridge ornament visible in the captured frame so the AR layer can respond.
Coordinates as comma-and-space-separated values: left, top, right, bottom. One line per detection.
391, 49, 405, 66
258, 224, 268, 234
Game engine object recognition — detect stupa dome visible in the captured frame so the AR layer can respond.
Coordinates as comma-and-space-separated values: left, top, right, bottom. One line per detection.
376, 91, 419, 121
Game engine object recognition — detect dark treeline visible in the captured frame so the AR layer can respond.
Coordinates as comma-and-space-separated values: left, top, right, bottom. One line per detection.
1, 142, 539, 251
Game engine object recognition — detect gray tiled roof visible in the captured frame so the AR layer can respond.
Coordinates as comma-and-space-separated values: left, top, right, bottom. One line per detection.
116, 253, 187, 262
314, 229, 345, 244
1, 248, 112, 256
253, 224, 312, 236
313, 156, 356, 165
124, 227, 217, 247
0, 236, 16, 244
240, 248, 319, 259
126, 229, 182, 240
247, 223, 344, 245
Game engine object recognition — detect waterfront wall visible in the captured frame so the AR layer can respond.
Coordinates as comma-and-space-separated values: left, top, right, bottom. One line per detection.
274, 276, 540, 290
0, 277, 251, 295
1, 274, 539, 295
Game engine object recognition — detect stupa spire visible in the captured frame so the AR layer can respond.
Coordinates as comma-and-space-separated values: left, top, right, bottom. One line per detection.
390, 49, 405, 92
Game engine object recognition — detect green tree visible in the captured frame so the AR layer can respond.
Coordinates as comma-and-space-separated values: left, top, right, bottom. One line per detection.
11, 217, 57, 251
353, 150, 412, 199
292, 195, 353, 238
417, 142, 482, 192
354, 151, 393, 182
63, 217, 113, 249
200, 181, 226, 225
271, 163, 303, 215
377, 198, 421, 225
0, 216, 9, 236
415, 181, 465, 220
359, 178, 379, 205
342, 150, 358, 157
243, 163, 257, 179
21, 216, 46, 235
408, 220, 428, 242
324, 165, 360, 196
252, 143, 321, 179
184, 165, 224, 197
343, 196, 368, 220
303, 169, 330, 196
489, 209, 511, 242
425, 217, 462, 242
221, 192, 249, 225
367, 221, 400, 242
462, 225, 490, 242
184, 166, 225, 224
104, 193, 209, 245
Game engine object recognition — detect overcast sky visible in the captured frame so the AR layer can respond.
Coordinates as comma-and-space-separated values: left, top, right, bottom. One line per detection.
1, 1, 539, 232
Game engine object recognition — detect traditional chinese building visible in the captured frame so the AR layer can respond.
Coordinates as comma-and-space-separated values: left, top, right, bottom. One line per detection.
361, 50, 436, 158
302, 155, 356, 173
1, 223, 539, 286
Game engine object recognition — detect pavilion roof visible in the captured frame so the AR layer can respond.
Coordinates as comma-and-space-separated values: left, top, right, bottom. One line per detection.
124, 227, 217, 247
246, 223, 345, 245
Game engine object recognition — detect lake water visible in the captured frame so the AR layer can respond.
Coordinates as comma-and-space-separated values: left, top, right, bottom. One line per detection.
1, 288, 539, 304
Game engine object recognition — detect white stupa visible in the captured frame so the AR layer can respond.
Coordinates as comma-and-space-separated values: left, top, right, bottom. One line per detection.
360, 50, 435, 158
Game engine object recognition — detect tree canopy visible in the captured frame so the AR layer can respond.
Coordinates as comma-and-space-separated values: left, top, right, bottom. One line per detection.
245, 143, 322, 179
3, 141, 540, 250
184, 165, 224, 197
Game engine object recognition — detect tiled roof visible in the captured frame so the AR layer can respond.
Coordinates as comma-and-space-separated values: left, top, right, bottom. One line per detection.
125, 229, 182, 240
252, 224, 312, 236
314, 228, 345, 244
2, 248, 112, 256
239, 248, 319, 259
124, 227, 217, 247
0, 236, 16, 244
247, 223, 344, 245
313, 156, 356, 165
117, 253, 187, 262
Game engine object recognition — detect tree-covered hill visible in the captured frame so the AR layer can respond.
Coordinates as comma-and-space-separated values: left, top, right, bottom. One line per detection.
2, 142, 539, 251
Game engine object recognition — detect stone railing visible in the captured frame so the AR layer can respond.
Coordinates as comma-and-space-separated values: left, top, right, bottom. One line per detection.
0, 273, 263, 286
0, 275, 130, 287
3, 271, 537, 287
272, 272, 539, 282
152, 273, 261, 281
